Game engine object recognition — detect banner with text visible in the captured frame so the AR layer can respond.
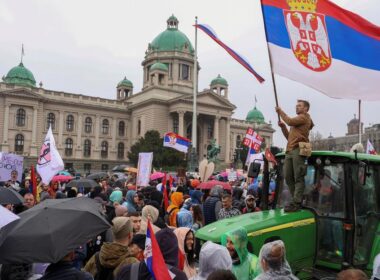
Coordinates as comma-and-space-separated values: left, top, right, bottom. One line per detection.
0, 152, 24, 182
137, 152, 153, 187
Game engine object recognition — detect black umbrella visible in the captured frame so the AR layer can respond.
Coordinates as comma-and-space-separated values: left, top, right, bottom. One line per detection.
0, 187, 24, 205
113, 178, 126, 188
66, 179, 98, 190
0, 198, 110, 264
86, 172, 108, 180
112, 164, 128, 172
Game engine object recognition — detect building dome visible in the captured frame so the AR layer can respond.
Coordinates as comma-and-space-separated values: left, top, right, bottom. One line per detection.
117, 77, 133, 88
348, 114, 359, 124
150, 62, 168, 72
246, 106, 265, 123
3, 62, 36, 87
150, 15, 194, 53
210, 74, 228, 86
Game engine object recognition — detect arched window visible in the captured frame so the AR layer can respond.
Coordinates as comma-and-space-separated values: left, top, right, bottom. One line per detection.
117, 142, 124, 159
137, 120, 141, 135
15, 134, 24, 154
207, 122, 213, 139
83, 139, 91, 157
85, 117, 92, 133
16, 108, 26, 126
102, 119, 109, 134
173, 118, 179, 134
65, 138, 73, 156
118, 121, 125, 136
101, 141, 108, 158
236, 135, 242, 147
66, 115, 74, 132
47, 113, 55, 129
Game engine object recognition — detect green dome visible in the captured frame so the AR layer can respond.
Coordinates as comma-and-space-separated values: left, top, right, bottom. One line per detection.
117, 76, 133, 88
150, 15, 194, 53
210, 74, 228, 86
3, 62, 36, 87
246, 106, 265, 123
150, 62, 168, 72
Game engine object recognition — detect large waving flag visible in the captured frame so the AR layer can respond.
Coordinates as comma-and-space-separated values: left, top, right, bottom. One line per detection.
144, 220, 173, 280
36, 126, 64, 184
163, 132, 190, 153
243, 127, 263, 152
261, 0, 380, 101
195, 24, 265, 83
366, 139, 377, 155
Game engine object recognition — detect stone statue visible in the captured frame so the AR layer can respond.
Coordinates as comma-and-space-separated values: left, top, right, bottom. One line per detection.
207, 139, 221, 163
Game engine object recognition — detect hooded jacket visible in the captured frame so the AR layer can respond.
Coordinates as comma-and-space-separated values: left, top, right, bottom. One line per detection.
190, 241, 232, 280
203, 186, 223, 225
167, 192, 183, 227
122, 190, 137, 213
139, 205, 160, 234
221, 227, 259, 280
189, 190, 203, 205
174, 227, 197, 278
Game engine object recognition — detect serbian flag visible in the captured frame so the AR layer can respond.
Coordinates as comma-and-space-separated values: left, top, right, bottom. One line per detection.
161, 174, 169, 210
163, 132, 190, 153
195, 24, 265, 83
245, 146, 257, 167
366, 139, 377, 155
261, 0, 380, 101
243, 127, 263, 152
144, 220, 173, 280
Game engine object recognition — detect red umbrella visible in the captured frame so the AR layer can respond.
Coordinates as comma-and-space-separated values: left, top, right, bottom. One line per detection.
52, 175, 74, 183
197, 180, 231, 191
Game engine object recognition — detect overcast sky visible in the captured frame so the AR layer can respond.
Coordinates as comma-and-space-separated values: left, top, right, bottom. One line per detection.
0, 0, 379, 148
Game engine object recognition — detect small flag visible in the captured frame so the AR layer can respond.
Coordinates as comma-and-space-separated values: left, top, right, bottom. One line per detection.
366, 139, 377, 155
243, 127, 263, 152
195, 23, 265, 83
36, 126, 64, 185
30, 165, 38, 199
163, 132, 191, 153
144, 220, 173, 280
245, 146, 256, 167
264, 148, 277, 165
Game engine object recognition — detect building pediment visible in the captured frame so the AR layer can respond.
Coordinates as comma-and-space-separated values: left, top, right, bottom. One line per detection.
169, 91, 236, 110
0, 87, 46, 101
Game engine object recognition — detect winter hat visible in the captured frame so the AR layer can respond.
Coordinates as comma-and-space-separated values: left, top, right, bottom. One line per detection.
112, 217, 133, 240
131, 234, 146, 250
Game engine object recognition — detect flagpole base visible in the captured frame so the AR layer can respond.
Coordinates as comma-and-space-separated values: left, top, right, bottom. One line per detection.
187, 147, 198, 172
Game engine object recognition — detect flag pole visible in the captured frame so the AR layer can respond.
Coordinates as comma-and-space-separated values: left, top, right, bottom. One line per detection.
259, 1, 280, 122
358, 99, 362, 144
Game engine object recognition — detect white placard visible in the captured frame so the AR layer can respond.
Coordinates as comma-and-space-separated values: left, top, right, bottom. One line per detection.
0, 152, 24, 182
136, 152, 153, 187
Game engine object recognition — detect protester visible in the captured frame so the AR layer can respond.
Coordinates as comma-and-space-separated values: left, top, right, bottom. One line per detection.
190, 241, 232, 280
139, 205, 160, 234
242, 195, 260, 214
174, 227, 197, 278
48, 181, 59, 199
167, 191, 184, 227
207, 270, 237, 280
122, 190, 138, 213
177, 198, 194, 228
19, 179, 31, 197
276, 100, 314, 212
337, 269, 368, 280
115, 205, 128, 217
127, 212, 142, 234
39, 184, 50, 202
110, 189, 123, 205
221, 227, 258, 280
115, 227, 188, 280
9, 170, 21, 192
218, 194, 241, 220
232, 188, 245, 211
23, 193, 36, 209
189, 189, 203, 205
255, 240, 298, 280
190, 204, 204, 231
203, 185, 223, 225
0, 263, 42, 280
134, 192, 145, 212
128, 234, 146, 261
84, 217, 137, 279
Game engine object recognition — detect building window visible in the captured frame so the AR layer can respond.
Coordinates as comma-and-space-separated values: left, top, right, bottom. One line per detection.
84, 163, 91, 174
47, 113, 55, 129
137, 120, 141, 135
236, 135, 242, 147
119, 121, 125, 136
83, 139, 91, 157
117, 142, 124, 159
207, 122, 213, 139
16, 108, 26, 126
65, 138, 73, 156
101, 164, 109, 171
102, 119, 109, 134
101, 141, 108, 158
66, 115, 74, 132
85, 117, 92, 133
180, 64, 190, 80
173, 117, 179, 134
15, 134, 24, 154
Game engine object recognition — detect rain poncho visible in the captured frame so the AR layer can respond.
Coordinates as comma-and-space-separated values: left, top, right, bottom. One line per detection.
109, 190, 123, 204
177, 207, 193, 228
221, 227, 259, 280
372, 253, 380, 280
167, 192, 183, 227
174, 227, 197, 278
254, 240, 298, 280
190, 241, 232, 280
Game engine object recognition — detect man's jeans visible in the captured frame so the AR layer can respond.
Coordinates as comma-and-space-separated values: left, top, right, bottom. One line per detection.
284, 148, 307, 204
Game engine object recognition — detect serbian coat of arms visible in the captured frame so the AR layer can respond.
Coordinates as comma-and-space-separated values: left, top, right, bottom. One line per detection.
283, 0, 331, 71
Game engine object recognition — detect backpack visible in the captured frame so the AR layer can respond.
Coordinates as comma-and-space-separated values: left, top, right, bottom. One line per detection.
94, 252, 115, 280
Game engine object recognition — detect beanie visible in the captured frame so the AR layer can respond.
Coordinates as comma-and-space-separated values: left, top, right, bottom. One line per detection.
131, 234, 146, 250
112, 217, 132, 240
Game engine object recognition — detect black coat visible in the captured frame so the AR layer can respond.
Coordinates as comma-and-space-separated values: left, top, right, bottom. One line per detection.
39, 261, 93, 280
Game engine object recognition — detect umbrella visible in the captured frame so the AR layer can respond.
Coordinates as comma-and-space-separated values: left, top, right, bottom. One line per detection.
86, 172, 108, 180
125, 167, 138, 173
220, 170, 242, 178
0, 198, 110, 264
66, 179, 98, 190
52, 175, 74, 182
114, 178, 126, 189
0, 205, 20, 246
197, 180, 231, 191
112, 164, 129, 172
57, 170, 71, 176
0, 187, 24, 205
150, 172, 165, 181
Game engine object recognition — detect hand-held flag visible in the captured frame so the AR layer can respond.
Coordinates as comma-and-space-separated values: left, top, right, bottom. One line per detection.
243, 128, 263, 152
366, 139, 377, 155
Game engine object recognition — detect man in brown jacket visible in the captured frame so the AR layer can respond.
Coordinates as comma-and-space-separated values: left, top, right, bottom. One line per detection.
276, 100, 314, 212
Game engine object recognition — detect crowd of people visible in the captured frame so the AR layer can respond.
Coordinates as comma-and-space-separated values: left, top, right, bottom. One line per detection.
0, 168, 377, 280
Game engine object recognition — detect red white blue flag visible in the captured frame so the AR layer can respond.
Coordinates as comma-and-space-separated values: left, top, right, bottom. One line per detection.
144, 220, 173, 280
366, 139, 377, 155
163, 132, 191, 153
195, 24, 265, 83
243, 127, 263, 152
261, 0, 380, 101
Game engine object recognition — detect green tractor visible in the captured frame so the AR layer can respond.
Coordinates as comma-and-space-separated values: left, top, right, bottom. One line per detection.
195, 151, 380, 279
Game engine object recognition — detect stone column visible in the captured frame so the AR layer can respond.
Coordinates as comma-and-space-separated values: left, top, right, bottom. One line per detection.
58, 111, 64, 148
95, 115, 100, 151
178, 111, 185, 136
2, 104, 9, 150
112, 118, 117, 148
76, 114, 82, 157
31, 107, 38, 145
225, 117, 231, 163
213, 115, 220, 144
